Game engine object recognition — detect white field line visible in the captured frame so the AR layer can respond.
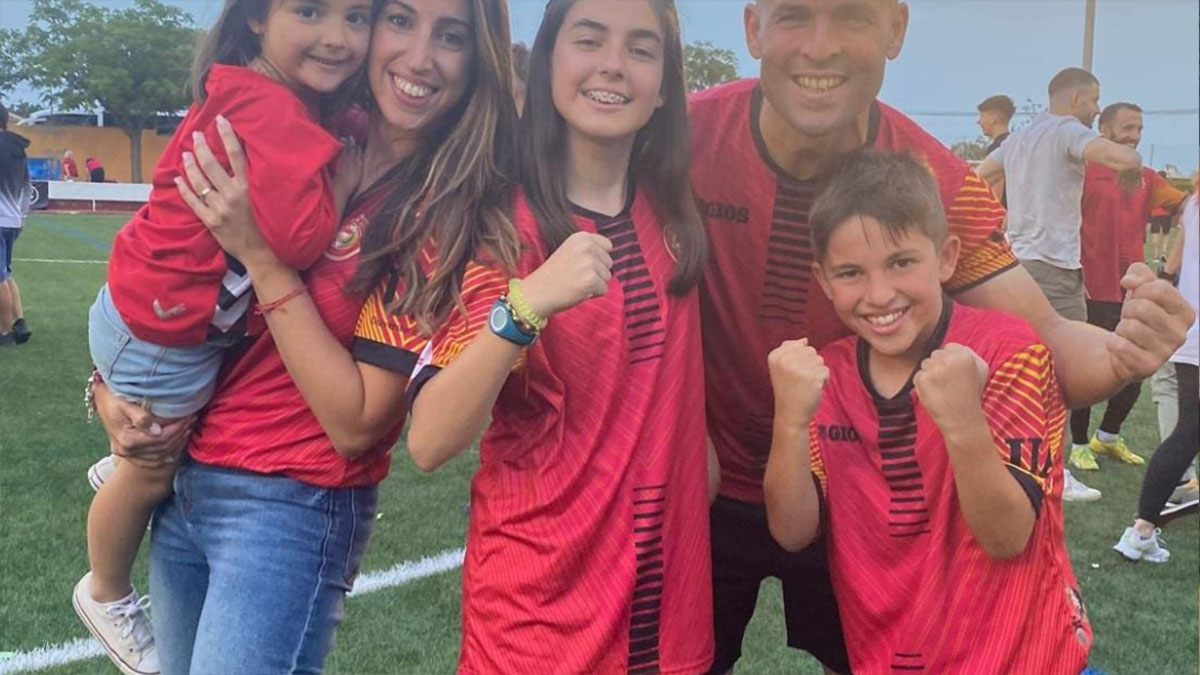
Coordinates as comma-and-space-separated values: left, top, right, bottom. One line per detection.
13, 258, 106, 265
348, 547, 465, 597
0, 639, 103, 674
0, 547, 466, 674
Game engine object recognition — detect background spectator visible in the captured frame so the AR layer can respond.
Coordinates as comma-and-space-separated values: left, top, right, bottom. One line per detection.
0, 101, 32, 346
85, 156, 105, 183
61, 150, 78, 181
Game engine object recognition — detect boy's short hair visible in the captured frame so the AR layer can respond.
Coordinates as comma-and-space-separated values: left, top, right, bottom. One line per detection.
0, 102, 8, 130
976, 94, 1015, 122
810, 149, 948, 260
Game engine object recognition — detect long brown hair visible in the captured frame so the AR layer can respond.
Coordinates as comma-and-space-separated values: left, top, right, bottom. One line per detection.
190, 0, 376, 117
350, 0, 521, 334
518, 0, 707, 295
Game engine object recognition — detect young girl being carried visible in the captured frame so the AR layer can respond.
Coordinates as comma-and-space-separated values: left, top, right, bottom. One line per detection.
75, 0, 370, 671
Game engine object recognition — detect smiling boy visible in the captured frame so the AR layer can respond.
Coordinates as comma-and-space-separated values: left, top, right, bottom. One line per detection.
763, 150, 1091, 674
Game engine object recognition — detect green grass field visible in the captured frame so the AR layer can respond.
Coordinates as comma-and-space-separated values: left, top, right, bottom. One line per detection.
0, 213, 1196, 674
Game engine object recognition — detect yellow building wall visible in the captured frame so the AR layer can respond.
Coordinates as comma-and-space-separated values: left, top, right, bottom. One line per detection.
18, 125, 173, 183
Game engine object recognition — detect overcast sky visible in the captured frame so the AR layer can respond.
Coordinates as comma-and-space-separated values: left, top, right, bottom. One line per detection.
2, 0, 1196, 171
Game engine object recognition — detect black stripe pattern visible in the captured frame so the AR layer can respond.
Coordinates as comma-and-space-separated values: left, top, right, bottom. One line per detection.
628, 484, 666, 674
595, 215, 666, 365
206, 252, 251, 346
758, 175, 816, 326
875, 396, 930, 538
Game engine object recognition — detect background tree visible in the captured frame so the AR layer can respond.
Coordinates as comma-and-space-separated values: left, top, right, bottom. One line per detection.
950, 137, 991, 162
0, 100, 41, 119
683, 40, 738, 92
3, 0, 201, 181
1012, 97, 1047, 131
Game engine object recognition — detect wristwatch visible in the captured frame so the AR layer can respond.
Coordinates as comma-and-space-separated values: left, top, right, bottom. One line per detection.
489, 298, 538, 346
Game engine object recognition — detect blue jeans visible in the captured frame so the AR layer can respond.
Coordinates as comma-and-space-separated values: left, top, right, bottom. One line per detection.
0, 226, 18, 281
150, 460, 377, 674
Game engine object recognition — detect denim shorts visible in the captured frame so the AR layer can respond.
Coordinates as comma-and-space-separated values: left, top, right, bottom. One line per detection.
0, 227, 18, 281
87, 284, 224, 418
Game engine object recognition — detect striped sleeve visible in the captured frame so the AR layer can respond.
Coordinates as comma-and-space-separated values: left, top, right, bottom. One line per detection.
407, 263, 514, 400
945, 172, 1018, 292
980, 343, 1065, 512
1149, 173, 1187, 212
808, 421, 828, 497
806, 420, 831, 535
352, 274, 430, 376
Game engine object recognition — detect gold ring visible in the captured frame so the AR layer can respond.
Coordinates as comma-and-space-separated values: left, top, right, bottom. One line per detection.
198, 186, 212, 198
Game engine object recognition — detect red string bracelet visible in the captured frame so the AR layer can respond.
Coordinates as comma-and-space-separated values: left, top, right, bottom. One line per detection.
254, 286, 307, 315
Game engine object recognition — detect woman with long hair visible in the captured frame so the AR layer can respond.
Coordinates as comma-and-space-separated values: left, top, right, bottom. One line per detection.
91, 1, 518, 672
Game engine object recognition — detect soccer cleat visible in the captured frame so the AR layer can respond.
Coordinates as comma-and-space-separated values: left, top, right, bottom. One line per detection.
1090, 435, 1144, 465
1062, 469, 1101, 502
1113, 526, 1170, 563
88, 455, 117, 492
11, 317, 30, 344
1069, 445, 1099, 471
72, 573, 161, 675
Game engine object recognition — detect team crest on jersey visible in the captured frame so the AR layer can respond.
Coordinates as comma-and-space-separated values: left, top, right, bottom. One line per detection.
325, 215, 365, 261
1065, 584, 1090, 647
663, 226, 681, 263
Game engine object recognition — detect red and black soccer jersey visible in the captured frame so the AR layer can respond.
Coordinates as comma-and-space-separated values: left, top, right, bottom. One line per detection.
188, 183, 396, 489
108, 64, 342, 346
809, 302, 1091, 674
435, 187, 713, 674
1080, 165, 1186, 302
689, 79, 1017, 504
351, 247, 507, 384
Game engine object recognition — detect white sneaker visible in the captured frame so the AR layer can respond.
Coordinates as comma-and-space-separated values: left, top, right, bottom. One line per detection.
1161, 479, 1199, 517
72, 573, 160, 675
1168, 478, 1199, 506
1062, 469, 1101, 502
88, 455, 117, 492
1113, 526, 1170, 563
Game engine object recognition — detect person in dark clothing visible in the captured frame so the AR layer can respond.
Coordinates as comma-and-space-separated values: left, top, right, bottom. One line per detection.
86, 156, 106, 183
0, 102, 33, 345
977, 94, 1015, 206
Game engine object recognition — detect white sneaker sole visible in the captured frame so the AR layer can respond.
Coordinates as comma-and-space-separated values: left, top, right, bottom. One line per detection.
1160, 497, 1199, 517
71, 576, 159, 675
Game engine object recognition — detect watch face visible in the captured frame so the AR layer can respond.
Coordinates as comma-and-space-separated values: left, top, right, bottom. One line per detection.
490, 305, 507, 332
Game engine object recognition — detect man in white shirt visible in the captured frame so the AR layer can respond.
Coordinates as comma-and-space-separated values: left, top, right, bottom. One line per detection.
977, 67, 1142, 323
976, 67, 1143, 502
